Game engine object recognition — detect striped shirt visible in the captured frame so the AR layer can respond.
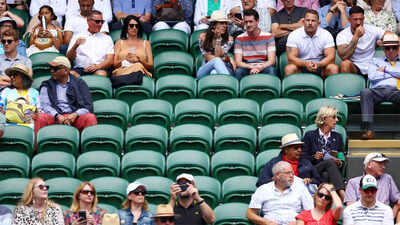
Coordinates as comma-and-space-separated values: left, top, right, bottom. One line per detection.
342, 201, 393, 225
234, 31, 275, 64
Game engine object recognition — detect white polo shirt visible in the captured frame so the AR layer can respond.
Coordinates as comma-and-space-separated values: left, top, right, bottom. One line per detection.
64, 14, 109, 34
287, 27, 335, 63
343, 200, 393, 225
336, 24, 385, 75
67, 31, 114, 69
65, 0, 113, 23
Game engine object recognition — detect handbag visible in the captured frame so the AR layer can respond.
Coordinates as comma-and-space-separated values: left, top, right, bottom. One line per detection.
110, 71, 144, 89
101, 214, 120, 225
5, 97, 37, 124
155, 2, 184, 22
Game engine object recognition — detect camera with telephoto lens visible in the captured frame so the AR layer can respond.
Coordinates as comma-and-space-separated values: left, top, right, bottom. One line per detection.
178, 182, 188, 192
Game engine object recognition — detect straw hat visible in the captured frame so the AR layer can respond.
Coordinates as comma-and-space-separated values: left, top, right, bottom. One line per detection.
382, 33, 400, 46
48, 56, 71, 69
153, 204, 175, 218
209, 10, 229, 22
280, 133, 304, 149
5, 63, 33, 79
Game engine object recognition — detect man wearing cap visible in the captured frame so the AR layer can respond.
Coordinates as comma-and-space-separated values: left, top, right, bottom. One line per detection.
168, 173, 215, 225
343, 174, 394, 225
360, 32, 400, 139
257, 133, 321, 188
35, 56, 97, 134
154, 204, 175, 225
0, 17, 27, 56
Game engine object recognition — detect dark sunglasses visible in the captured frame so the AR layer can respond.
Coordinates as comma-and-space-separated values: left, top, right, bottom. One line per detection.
8, 74, 19, 78
159, 217, 175, 223
384, 46, 399, 51
128, 23, 139, 28
49, 65, 63, 71
37, 184, 50, 191
317, 192, 332, 201
130, 190, 147, 196
81, 190, 95, 195
363, 188, 377, 194
1, 39, 14, 44
90, 18, 105, 24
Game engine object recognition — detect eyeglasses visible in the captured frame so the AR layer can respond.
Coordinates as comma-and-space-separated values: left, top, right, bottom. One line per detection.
128, 23, 139, 28
1, 39, 14, 45
384, 46, 399, 51
36, 184, 50, 191
90, 18, 105, 24
81, 190, 95, 195
363, 188, 377, 194
159, 217, 175, 223
317, 192, 332, 201
49, 65, 63, 72
8, 74, 18, 78
130, 190, 147, 196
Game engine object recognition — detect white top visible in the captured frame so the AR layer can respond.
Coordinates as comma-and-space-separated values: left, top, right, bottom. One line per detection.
194, 0, 232, 29
65, 0, 113, 23
225, 0, 276, 12
64, 13, 109, 34
67, 31, 114, 69
343, 200, 394, 225
29, 0, 66, 25
336, 24, 385, 75
248, 176, 314, 225
287, 26, 334, 62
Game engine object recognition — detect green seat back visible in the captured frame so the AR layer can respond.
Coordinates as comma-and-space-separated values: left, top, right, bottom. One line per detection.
77, 151, 120, 180
258, 123, 302, 152
261, 98, 304, 126
110, 29, 121, 43
211, 150, 255, 183
218, 98, 260, 128
121, 151, 165, 182
29, 52, 63, 78
97, 203, 118, 214
240, 74, 281, 105
32, 151, 75, 180
198, 75, 239, 105
37, 125, 79, 156
47, 177, 81, 207
167, 150, 210, 179
136, 176, 173, 205
32, 76, 51, 90
174, 99, 216, 128
170, 124, 213, 154
114, 76, 155, 107
81, 124, 124, 155
256, 149, 281, 176
91, 176, 128, 208
305, 98, 348, 126
222, 176, 257, 204
81, 76, 112, 101
195, 54, 203, 74
214, 124, 257, 154
154, 51, 194, 78
94, 99, 129, 130
279, 52, 289, 78
9, 8, 29, 39
193, 176, 220, 209
190, 29, 206, 57
374, 49, 384, 58
282, 73, 323, 106
130, 99, 173, 128
0, 125, 34, 157
125, 124, 168, 154
214, 203, 252, 225
149, 29, 188, 55
0, 178, 29, 204
156, 75, 197, 106
0, 151, 30, 180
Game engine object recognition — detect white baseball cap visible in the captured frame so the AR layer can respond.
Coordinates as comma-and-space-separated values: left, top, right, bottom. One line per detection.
360, 174, 378, 190
126, 181, 146, 196
363, 152, 389, 167
176, 173, 195, 183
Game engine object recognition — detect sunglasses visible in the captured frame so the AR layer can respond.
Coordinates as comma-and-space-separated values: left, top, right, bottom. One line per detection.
363, 188, 377, 194
317, 192, 332, 201
384, 46, 399, 51
130, 190, 147, 196
1, 39, 14, 44
159, 217, 175, 223
37, 184, 50, 191
81, 190, 95, 195
8, 74, 19, 78
90, 18, 104, 24
50, 65, 63, 71
128, 23, 139, 28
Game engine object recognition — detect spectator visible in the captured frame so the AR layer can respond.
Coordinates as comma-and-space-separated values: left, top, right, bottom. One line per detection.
64, 182, 106, 225
271, 0, 307, 56
0, 205, 11, 225
34, 56, 97, 133
234, 9, 276, 80
29, 0, 66, 26
118, 181, 155, 225
343, 175, 394, 225
0, 0, 24, 28
193, 0, 232, 31
336, 6, 387, 75
364, 0, 396, 33
393, 0, 400, 31
66, 0, 112, 24
258, 0, 278, 15
276, 0, 320, 11
152, 0, 193, 35
296, 183, 343, 224
153, 204, 175, 225
168, 173, 216, 225
66, 10, 114, 77
357, 0, 391, 12
302, 106, 346, 200
285, 9, 338, 78
112, 0, 152, 34
197, 10, 235, 79
26, 5, 63, 57
317, 0, 349, 40
0, 17, 27, 56
13, 178, 64, 225
247, 161, 314, 225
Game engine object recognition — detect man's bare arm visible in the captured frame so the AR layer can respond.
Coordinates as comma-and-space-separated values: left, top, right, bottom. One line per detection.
318, 47, 336, 67
287, 46, 306, 67
271, 23, 291, 38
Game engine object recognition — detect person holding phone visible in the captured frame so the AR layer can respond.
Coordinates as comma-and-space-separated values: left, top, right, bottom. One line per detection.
193, 0, 232, 30
64, 182, 106, 225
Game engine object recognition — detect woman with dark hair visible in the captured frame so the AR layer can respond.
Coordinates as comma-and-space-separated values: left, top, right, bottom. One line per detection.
197, 10, 235, 79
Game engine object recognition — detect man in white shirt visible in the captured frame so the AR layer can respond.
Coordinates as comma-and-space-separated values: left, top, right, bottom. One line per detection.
66, 10, 114, 77
286, 9, 338, 78
65, 0, 112, 24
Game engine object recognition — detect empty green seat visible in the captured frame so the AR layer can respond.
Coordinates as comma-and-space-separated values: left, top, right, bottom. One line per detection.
218, 98, 260, 128
0, 125, 34, 157
222, 176, 257, 204
240, 74, 281, 105
154, 51, 194, 78
125, 124, 168, 154
174, 99, 216, 128
0, 151, 30, 180
36, 125, 80, 156
114, 76, 155, 107
47, 177, 81, 207
77, 151, 120, 181
193, 176, 220, 209
258, 123, 302, 152
214, 124, 257, 154
261, 98, 303, 126
214, 203, 252, 225
211, 150, 255, 182
150, 29, 188, 55
282, 73, 324, 106
94, 99, 129, 130
279, 52, 289, 78
29, 52, 64, 78
198, 75, 239, 105
91, 176, 128, 208
81, 76, 112, 101
256, 149, 281, 176
305, 98, 348, 126
81, 124, 124, 155
190, 29, 206, 57
32, 76, 51, 90
32, 151, 75, 180
167, 150, 210, 179
136, 176, 173, 205
170, 124, 213, 154
121, 151, 165, 182
97, 203, 118, 213
0, 178, 29, 204
130, 99, 173, 128
156, 75, 197, 106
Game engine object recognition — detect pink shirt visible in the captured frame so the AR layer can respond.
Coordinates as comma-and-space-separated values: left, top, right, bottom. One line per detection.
276, 0, 319, 11
296, 209, 336, 225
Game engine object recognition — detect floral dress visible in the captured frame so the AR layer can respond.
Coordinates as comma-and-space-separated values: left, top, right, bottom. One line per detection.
12, 205, 65, 225
63, 208, 106, 225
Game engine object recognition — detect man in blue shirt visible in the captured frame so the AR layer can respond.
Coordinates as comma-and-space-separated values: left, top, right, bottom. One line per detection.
318, 0, 350, 40
112, 0, 152, 34
0, 17, 26, 56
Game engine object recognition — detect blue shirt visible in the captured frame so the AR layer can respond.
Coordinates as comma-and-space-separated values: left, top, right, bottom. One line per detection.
367, 56, 400, 88
0, 40, 27, 57
393, 0, 400, 21
318, 4, 350, 30
118, 208, 155, 225
113, 0, 152, 15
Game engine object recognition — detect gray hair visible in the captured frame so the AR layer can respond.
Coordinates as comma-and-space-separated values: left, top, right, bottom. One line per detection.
315, 106, 338, 128
272, 161, 291, 175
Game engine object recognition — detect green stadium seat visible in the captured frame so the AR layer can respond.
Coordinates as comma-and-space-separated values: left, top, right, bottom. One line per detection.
0, 151, 30, 180
136, 176, 173, 205
0, 178, 29, 204
282, 73, 324, 106
256, 149, 281, 176
154, 51, 194, 78
166, 150, 210, 179
81, 76, 112, 101
258, 123, 302, 152
240, 74, 281, 106
190, 29, 206, 57
214, 203, 252, 225
193, 176, 220, 209
94, 99, 129, 130
217, 98, 260, 128
0, 125, 34, 157
305, 98, 348, 126
114, 76, 155, 107
374, 49, 384, 57
47, 177, 81, 207
174, 99, 216, 128
29, 52, 64, 78
109, 29, 121, 43
198, 75, 239, 105
261, 98, 303, 126
279, 52, 289, 78
214, 124, 257, 154
97, 203, 118, 213
31, 151, 75, 180
77, 151, 120, 181
222, 176, 257, 204
36, 125, 79, 156
121, 150, 165, 182
32, 76, 51, 90
149, 29, 188, 55
125, 124, 168, 154
9, 8, 29, 39
169, 124, 213, 154
211, 150, 255, 182
195, 54, 203, 74
91, 177, 128, 208
156, 74, 197, 106
130, 99, 173, 128
81, 124, 124, 155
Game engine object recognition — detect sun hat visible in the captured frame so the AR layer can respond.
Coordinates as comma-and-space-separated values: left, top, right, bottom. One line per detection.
280, 133, 304, 149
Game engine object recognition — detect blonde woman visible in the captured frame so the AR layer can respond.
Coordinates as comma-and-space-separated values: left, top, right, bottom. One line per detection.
64, 182, 106, 225
12, 177, 64, 225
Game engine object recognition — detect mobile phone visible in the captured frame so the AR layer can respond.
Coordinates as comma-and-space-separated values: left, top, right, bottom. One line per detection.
234, 13, 242, 20
78, 211, 86, 221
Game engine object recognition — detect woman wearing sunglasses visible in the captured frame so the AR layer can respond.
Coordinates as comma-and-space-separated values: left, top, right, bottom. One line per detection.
118, 181, 154, 225
64, 182, 106, 225
296, 183, 343, 225
13, 177, 64, 225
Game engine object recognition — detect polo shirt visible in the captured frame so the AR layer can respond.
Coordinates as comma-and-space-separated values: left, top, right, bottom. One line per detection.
113, 0, 152, 15
65, 0, 113, 23
271, 6, 308, 28
0, 54, 32, 76
343, 201, 393, 225
174, 200, 206, 225
234, 31, 275, 64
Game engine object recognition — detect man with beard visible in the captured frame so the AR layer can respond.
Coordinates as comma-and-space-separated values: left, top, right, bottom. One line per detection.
168, 173, 216, 225
247, 161, 314, 225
